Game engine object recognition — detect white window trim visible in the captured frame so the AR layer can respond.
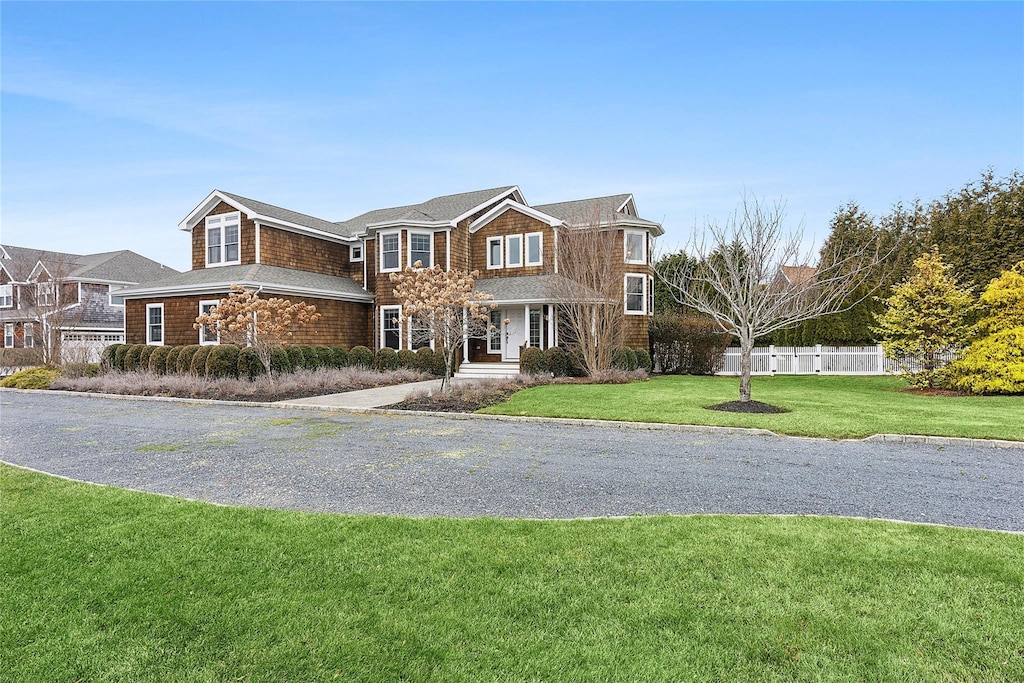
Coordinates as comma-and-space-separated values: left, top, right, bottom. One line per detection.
350, 243, 364, 263
4, 323, 14, 347
624, 230, 648, 265
37, 281, 55, 306
525, 232, 543, 266
624, 274, 647, 315
407, 314, 435, 350
0, 283, 12, 308
380, 305, 402, 350
146, 303, 165, 346
198, 299, 220, 345
379, 231, 401, 273
108, 285, 125, 307
488, 310, 502, 354
205, 211, 242, 268
648, 275, 655, 315
505, 234, 524, 269
24, 322, 34, 348
407, 231, 434, 269
486, 236, 504, 270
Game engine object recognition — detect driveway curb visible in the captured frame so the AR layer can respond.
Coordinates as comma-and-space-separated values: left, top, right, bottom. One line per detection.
3, 387, 1023, 449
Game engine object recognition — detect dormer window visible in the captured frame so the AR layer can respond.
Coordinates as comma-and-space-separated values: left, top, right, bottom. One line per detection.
624, 230, 647, 264
37, 282, 54, 306
350, 243, 363, 262
206, 212, 241, 266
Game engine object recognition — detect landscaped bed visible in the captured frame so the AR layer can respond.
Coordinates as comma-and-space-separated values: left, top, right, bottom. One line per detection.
3, 464, 1021, 681
479, 374, 1024, 441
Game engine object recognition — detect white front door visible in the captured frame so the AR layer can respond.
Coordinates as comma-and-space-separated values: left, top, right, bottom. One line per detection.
501, 308, 526, 361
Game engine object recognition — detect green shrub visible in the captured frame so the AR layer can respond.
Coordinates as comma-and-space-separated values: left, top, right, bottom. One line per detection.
287, 346, 306, 371
950, 327, 1024, 395
416, 347, 435, 373
330, 346, 350, 368
113, 344, 131, 372
237, 347, 262, 380
164, 346, 183, 374
149, 346, 172, 375
519, 347, 547, 375
635, 348, 653, 372
611, 347, 638, 372
397, 349, 419, 370
270, 347, 293, 374
99, 344, 122, 372
313, 346, 334, 369
649, 314, 730, 375
375, 347, 400, 372
190, 346, 214, 377
123, 345, 145, 372
432, 347, 456, 376
350, 345, 374, 369
560, 346, 587, 377
176, 345, 201, 374
1, 367, 63, 389
139, 345, 156, 370
204, 345, 240, 379
299, 345, 321, 370
544, 346, 569, 377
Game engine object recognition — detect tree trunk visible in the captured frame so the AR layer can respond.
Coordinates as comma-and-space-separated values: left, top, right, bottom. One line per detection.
739, 339, 753, 402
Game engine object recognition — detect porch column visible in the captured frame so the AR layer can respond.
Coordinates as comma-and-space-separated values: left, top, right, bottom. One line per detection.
546, 305, 555, 349
462, 307, 469, 363
524, 304, 530, 347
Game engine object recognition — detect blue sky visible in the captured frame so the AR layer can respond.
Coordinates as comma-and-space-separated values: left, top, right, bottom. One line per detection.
2, 1, 1021, 272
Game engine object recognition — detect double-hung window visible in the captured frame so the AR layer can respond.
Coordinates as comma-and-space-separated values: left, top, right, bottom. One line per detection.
381, 232, 400, 272
381, 306, 401, 350
525, 232, 543, 266
0, 284, 12, 308
625, 274, 646, 314
24, 323, 34, 348
409, 232, 432, 268
206, 212, 241, 266
506, 235, 523, 268
199, 300, 220, 345
37, 282, 54, 306
487, 237, 503, 269
410, 313, 432, 349
624, 230, 647, 264
4, 323, 13, 347
146, 304, 164, 345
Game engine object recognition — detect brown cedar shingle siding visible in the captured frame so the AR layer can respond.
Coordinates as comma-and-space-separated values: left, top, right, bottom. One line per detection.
258, 226, 349, 276
126, 295, 371, 348
469, 212, 554, 276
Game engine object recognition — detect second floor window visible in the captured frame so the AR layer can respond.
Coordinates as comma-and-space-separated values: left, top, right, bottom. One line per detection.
410, 232, 432, 268
206, 212, 240, 266
0, 284, 12, 308
487, 237, 503, 269
506, 235, 523, 268
525, 232, 543, 266
350, 243, 363, 262
37, 282, 54, 306
381, 232, 400, 271
624, 230, 647, 264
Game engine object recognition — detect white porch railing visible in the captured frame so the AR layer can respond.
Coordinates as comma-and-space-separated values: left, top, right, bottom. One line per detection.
716, 345, 958, 376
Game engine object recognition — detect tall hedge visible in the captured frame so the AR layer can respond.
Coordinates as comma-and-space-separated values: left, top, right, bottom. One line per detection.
123, 345, 145, 372
100, 344, 122, 372
649, 314, 730, 375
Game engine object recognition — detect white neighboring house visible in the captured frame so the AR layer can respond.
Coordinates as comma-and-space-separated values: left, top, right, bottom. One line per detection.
0, 244, 177, 364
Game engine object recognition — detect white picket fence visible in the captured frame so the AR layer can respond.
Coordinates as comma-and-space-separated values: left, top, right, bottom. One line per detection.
717, 345, 957, 376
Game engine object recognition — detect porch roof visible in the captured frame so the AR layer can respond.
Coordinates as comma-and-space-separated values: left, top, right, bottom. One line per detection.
473, 274, 605, 304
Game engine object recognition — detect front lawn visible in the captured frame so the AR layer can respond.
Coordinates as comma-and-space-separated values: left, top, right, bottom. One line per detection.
480, 375, 1024, 440
3, 464, 1023, 681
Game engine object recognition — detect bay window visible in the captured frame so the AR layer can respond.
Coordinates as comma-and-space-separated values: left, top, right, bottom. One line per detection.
381, 232, 400, 272
624, 230, 647, 264
625, 274, 646, 314
409, 232, 432, 268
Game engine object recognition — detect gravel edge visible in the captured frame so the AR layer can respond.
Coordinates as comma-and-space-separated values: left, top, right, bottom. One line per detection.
3, 387, 1022, 449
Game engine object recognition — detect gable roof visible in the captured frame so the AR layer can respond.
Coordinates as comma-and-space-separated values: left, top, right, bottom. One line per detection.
534, 195, 664, 235
777, 265, 817, 285
0, 244, 177, 284
180, 190, 356, 239
336, 186, 522, 232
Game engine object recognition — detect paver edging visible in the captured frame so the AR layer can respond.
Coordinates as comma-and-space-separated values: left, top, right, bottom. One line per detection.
4, 387, 1023, 449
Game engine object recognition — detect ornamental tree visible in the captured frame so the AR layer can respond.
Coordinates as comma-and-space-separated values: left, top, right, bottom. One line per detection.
873, 247, 975, 388
194, 284, 321, 379
389, 263, 494, 391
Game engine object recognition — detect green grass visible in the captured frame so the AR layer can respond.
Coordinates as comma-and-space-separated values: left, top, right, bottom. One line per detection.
480, 375, 1024, 440
3, 464, 1023, 682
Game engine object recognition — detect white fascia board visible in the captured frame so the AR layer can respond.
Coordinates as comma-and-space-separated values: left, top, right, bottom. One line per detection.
28, 261, 53, 281
469, 199, 563, 233
565, 217, 664, 236
616, 194, 637, 215
179, 190, 248, 231
0, 245, 10, 260
450, 186, 522, 226
119, 281, 374, 303
254, 218, 357, 244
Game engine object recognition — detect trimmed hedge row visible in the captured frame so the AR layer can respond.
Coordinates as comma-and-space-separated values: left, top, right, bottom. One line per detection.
519, 345, 650, 376
100, 343, 448, 379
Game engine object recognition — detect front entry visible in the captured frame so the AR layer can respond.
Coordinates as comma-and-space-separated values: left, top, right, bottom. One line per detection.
499, 308, 526, 361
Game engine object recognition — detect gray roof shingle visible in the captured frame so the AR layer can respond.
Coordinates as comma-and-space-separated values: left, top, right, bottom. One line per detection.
0, 244, 177, 283
473, 274, 605, 303
333, 186, 518, 233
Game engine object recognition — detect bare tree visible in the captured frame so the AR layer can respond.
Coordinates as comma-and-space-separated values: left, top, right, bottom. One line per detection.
21, 252, 85, 366
389, 263, 495, 391
658, 195, 889, 404
549, 208, 627, 374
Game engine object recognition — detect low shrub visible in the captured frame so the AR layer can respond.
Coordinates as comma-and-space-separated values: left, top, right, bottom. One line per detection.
432, 347, 458, 377
350, 345, 374, 369
950, 328, 1024, 395
299, 345, 321, 370
165, 346, 183, 374
544, 346, 569, 377
287, 346, 306, 371
397, 349, 419, 370
114, 344, 131, 372
519, 347, 547, 375
139, 345, 156, 370
270, 347, 293, 374
649, 314, 730, 375
562, 346, 587, 377
330, 346, 349, 369
206, 345, 240, 379
1, 367, 63, 389
99, 344, 122, 372
314, 346, 334, 369
190, 346, 215, 377
124, 345, 145, 372
589, 368, 649, 384
416, 347, 435, 373
375, 347, 400, 372
176, 345, 201, 374
149, 346, 172, 375
61, 363, 101, 379
237, 347, 262, 380
635, 348, 653, 372
611, 346, 638, 372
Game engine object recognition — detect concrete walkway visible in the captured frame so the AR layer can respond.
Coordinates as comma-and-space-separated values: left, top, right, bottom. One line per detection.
278, 377, 476, 409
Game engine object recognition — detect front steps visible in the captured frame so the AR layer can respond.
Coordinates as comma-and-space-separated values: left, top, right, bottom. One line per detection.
454, 362, 521, 379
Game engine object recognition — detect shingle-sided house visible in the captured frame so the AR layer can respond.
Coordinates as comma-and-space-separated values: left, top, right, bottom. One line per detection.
0, 244, 177, 362
117, 186, 663, 372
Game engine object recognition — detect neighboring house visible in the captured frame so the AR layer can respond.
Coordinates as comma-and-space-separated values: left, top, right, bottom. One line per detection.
0, 244, 177, 363
773, 265, 818, 288
117, 186, 663, 370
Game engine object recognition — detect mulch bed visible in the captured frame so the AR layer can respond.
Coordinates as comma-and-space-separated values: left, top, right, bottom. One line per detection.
389, 390, 517, 413
705, 400, 790, 414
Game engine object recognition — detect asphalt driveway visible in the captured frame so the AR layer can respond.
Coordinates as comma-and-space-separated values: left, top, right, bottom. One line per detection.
2, 390, 1021, 532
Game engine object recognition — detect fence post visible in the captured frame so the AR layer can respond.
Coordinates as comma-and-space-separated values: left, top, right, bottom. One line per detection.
814, 344, 822, 373
769, 344, 777, 374
876, 345, 885, 374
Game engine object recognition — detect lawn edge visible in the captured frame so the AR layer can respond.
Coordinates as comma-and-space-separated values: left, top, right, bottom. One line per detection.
4, 386, 1023, 448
